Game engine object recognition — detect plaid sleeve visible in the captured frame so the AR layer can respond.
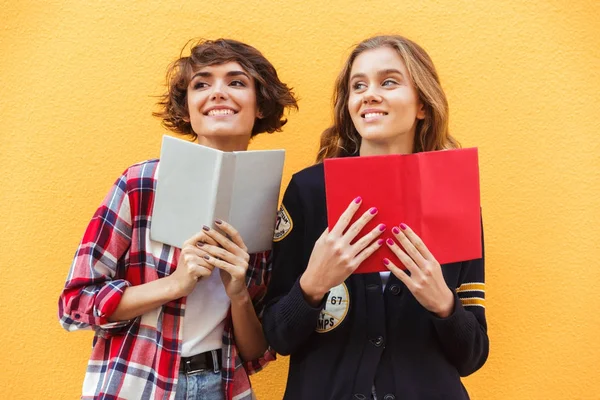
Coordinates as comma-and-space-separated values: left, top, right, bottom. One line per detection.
242, 250, 277, 375
58, 169, 134, 338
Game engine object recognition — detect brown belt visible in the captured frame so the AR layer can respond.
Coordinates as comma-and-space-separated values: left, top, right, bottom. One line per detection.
180, 349, 222, 374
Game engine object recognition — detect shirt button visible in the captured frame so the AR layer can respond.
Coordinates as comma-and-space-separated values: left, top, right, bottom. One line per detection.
354, 394, 367, 400
384, 395, 396, 400
389, 284, 401, 295
74, 313, 81, 319
371, 335, 384, 347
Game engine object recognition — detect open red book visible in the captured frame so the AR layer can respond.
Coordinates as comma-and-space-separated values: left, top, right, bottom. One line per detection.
324, 148, 481, 274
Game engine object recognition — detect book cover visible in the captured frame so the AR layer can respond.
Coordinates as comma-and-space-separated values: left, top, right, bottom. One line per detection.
324, 148, 481, 274
151, 135, 285, 253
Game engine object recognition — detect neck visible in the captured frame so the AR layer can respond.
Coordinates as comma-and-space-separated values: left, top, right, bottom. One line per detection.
197, 135, 250, 152
359, 136, 414, 157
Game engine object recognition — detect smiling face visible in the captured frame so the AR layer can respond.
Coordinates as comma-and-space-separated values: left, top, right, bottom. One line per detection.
348, 46, 425, 150
186, 61, 260, 148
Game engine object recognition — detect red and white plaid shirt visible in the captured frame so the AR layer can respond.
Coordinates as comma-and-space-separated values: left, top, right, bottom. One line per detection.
58, 159, 275, 400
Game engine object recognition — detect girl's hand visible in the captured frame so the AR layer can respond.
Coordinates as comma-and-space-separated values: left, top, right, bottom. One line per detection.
384, 223, 454, 317
196, 220, 251, 301
300, 196, 385, 304
171, 231, 215, 298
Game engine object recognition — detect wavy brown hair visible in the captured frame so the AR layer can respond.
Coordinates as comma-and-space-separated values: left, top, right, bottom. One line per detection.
154, 38, 298, 141
316, 35, 459, 162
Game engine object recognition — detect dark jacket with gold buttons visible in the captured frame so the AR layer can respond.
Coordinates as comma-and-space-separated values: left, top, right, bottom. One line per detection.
263, 163, 489, 400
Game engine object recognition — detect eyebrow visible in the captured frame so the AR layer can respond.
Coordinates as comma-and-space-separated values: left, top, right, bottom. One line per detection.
350, 68, 405, 80
191, 70, 251, 80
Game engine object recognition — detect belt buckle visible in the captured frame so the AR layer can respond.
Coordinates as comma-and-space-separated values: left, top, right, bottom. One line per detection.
185, 359, 207, 374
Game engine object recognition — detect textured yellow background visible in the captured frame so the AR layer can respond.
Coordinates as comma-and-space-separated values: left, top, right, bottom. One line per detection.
1, 1, 599, 399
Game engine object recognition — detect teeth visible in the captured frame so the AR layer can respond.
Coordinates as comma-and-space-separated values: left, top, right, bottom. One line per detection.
208, 109, 235, 116
363, 112, 386, 119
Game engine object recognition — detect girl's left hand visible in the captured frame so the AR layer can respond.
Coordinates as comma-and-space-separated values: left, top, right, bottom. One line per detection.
384, 223, 454, 318
196, 220, 250, 301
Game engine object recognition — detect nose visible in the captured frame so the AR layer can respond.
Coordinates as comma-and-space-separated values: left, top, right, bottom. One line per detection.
210, 81, 228, 101
362, 86, 382, 104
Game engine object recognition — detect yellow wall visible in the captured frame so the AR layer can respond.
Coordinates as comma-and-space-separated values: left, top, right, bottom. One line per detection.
1, 0, 599, 398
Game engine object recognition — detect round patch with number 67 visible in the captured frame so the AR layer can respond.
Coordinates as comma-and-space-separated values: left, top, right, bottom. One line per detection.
315, 283, 350, 333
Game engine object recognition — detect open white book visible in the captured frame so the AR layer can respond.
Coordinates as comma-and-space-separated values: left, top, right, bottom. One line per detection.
150, 135, 285, 253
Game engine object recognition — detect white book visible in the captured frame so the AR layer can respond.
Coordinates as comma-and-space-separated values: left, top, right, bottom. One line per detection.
151, 135, 285, 253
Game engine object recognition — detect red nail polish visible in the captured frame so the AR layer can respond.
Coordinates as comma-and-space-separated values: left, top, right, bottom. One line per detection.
392, 227, 400, 234
202, 225, 210, 231
400, 223, 407, 230
386, 238, 394, 246
215, 219, 223, 225
379, 224, 386, 232
383, 258, 390, 265
377, 238, 384, 246
370, 207, 378, 215
354, 196, 362, 204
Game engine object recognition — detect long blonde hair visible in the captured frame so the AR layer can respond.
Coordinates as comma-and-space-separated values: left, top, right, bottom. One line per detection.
316, 35, 459, 162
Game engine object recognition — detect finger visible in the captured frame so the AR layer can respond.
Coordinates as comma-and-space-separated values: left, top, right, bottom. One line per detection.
398, 223, 435, 261
351, 223, 386, 256
391, 226, 427, 267
385, 237, 421, 277
329, 196, 363, 237
343, 206, 379, 244
354, 237, 385, 266
202, 254, 246, 280
214, 219, 248, 252
183, 230, 218, 247
197, 242, 247, 267
184, 247, 215, 271
201, 225, 247, 259
383, 257, 414, 290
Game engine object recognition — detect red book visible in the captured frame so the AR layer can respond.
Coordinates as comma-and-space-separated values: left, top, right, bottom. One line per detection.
324, 148, 481, 274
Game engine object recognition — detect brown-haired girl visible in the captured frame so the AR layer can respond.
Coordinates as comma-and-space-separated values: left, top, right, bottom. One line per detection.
263, 35, 487, 400
59, 38, 298, 400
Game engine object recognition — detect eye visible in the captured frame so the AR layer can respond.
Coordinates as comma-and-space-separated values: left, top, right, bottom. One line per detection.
192, 81, 208, 90
352, 82, 367, 91
230, 80, 247, 87
382, 79, 399, 87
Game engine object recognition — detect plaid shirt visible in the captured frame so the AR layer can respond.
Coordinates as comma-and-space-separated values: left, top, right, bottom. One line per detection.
58, 159, 275, 400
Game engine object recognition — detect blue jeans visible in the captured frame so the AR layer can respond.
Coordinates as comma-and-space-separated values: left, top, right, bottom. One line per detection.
175, 369, 224, 400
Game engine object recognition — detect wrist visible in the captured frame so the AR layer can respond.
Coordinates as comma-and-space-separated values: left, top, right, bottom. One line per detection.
434, 289, 455, 318
164, 275, 185, 300
229, 289, 251, 307
299, 273, 328, 306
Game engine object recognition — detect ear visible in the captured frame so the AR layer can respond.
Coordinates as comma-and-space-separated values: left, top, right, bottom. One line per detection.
256, 109, 264, 119
416, 102, 426, 120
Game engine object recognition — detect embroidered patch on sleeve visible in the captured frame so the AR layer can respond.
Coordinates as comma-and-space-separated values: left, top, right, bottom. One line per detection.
273, 204, 293, 242
315, 283, 350, 333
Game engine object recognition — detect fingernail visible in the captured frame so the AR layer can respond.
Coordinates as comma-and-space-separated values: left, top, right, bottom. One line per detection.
354, 196, 362, 204
392, 227, 400, 234
377, 238, 384, 246
383, 258, 390, 265
378, 224, 386, 232
196, 242, 204, 247
202, 225, 210, 231
386, 238, 394, 246
203, 255, 210, 260
215, 219, 223, 225
370, 207, 378, 215
400, 223, 407, 230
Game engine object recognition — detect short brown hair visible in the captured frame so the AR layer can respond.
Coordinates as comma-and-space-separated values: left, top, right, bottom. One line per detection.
154, 38, 298, 140
317, 35, 459, 162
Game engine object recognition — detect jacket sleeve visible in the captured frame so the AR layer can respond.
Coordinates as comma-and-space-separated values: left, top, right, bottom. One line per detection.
262, 177, 327, 356
431, 230, 489, 376
57, 170, 134, 338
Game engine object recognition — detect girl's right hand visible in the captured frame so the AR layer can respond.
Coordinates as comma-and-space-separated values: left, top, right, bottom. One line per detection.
169, 231, 215, 298
299, 196, 385, 305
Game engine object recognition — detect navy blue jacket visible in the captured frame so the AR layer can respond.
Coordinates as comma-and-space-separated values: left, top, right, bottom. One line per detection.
263, 163, 489, 400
